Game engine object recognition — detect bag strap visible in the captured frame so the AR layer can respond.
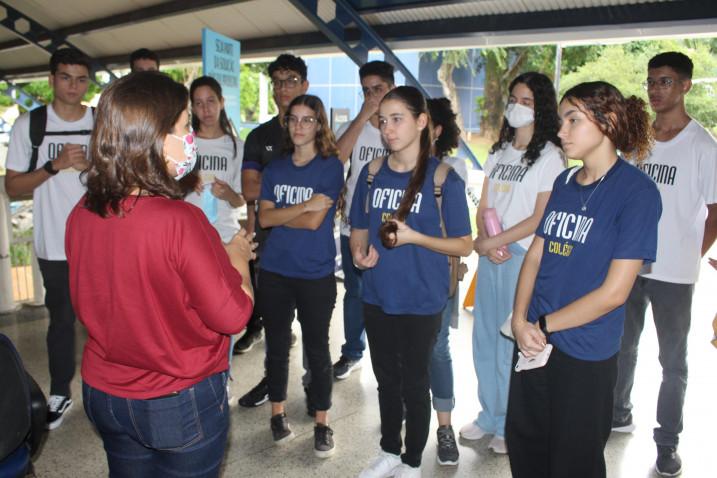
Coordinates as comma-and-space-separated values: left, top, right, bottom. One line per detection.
28, 105, 47, 173
433, 161, 452, 239
27, 106, 95, 172
363, 156, 387, 214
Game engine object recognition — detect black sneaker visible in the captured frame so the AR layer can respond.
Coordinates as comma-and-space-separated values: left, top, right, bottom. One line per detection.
238, 377, 269, 407
233, 330, 263, 354
656, 445, 682, 476
436, 425, 459, 466
304, 386, 316, 417
314, 424, 335, 458
611, 414, 636, 433
333, 356, 362, 380
46, 395, 73, 430
270, 413, 295, 444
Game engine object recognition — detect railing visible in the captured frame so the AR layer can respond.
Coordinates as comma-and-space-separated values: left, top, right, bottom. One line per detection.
0, 176, 44, 313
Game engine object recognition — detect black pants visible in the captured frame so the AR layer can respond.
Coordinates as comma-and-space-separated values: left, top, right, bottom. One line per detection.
244, 260, 263, 335
260, 271, 336, 411
506, 346, 618, 478
363, 303, 442, 468
38, 259, 77, 397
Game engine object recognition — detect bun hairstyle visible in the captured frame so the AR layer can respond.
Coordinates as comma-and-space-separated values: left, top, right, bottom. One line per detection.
561, 81, 653, 162
378, 86, 432, 248
491, 71, 561, 168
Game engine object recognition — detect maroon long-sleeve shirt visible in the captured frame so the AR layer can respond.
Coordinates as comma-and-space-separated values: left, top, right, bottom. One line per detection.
66, 195, 252, 399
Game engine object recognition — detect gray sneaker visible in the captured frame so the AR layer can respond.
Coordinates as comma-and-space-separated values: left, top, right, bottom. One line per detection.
333, 356, 361, 380
436, 425, 459, 465
314, 424, 335, 458
270, 413, 294, 444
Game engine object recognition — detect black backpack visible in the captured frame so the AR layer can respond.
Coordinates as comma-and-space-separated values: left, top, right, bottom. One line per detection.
0, 333, 46, 461
28, 105, 94, 172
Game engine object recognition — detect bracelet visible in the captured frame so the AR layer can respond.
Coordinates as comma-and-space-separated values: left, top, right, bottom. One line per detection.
538, 314, 550, 338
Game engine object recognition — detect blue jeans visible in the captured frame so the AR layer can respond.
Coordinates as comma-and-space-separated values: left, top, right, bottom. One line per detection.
340, 235, 365, 360
613, 276, 693, 447
472, 243, 525, 438
82, 372, 230, 478
430, 294, 458, 412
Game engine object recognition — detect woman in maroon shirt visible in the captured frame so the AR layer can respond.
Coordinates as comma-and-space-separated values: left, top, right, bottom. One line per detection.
66, 71, 254, 478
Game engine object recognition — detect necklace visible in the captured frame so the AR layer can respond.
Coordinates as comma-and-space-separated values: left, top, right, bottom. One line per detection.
579, 174, 606, 211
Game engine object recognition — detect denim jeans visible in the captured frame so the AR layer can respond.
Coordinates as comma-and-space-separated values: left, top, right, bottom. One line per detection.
613, 276, 693, 447
472, 243, 525, 438
340, 235, 365, 360
82, 372, 229, 478
429, 294, 457, 412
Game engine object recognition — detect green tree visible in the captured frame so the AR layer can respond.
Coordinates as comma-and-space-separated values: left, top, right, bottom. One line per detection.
424, 50, 471, 139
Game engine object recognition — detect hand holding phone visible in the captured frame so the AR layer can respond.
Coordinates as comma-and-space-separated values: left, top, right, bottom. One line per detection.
515, 344, 553, 372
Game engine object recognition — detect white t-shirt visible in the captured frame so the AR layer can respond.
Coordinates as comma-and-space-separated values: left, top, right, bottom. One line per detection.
443, 156, 468, 184
636, 120, 717, 284
484, 141, 565, 250
184, 135, 244, 243
336, 120, 389, 236
6, 105, 93, 260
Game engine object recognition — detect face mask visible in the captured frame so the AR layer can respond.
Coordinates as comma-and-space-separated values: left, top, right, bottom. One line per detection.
504, 102, 534, 128
165, 131, 197, 180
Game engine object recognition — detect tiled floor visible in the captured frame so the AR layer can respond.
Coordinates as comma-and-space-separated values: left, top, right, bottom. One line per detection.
2, 255, 716, 477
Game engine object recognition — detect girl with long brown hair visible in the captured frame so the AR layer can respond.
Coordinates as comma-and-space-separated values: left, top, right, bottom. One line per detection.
256, 94, 343, 457
350, 86, 472, 478
506, 81, 662, 478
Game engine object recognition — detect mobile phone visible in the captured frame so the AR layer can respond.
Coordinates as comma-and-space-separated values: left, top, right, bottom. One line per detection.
515, 344, 553, 372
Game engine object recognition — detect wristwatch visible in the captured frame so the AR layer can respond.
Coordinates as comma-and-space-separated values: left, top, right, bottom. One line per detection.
538, 314, 551, 338
43, 160, 59, 175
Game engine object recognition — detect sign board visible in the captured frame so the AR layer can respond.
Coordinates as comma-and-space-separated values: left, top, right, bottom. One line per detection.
201, 28, 241, 132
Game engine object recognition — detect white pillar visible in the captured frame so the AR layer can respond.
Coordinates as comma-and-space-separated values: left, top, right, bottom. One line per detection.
0, 178, 18, 313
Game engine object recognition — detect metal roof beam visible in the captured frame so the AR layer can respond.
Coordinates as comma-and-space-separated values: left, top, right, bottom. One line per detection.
287, 0, 480, 168
0, 72, 43, 112
348, 0, 479, 15
0, 0, 250, 54
0, 1, 117, 86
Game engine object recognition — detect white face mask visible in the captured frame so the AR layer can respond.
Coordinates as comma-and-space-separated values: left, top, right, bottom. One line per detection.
504, 102, 535, 128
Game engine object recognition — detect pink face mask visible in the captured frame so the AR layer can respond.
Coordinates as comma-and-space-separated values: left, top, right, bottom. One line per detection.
165, 131, 197, 180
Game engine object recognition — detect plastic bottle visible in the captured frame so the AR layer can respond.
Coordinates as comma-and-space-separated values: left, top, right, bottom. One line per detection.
482, 207, 509, 256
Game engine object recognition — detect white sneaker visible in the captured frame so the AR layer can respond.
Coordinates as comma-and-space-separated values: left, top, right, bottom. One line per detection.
488, 435, 507, 454
46, 395, 73, 430
227, 385, 237, 406
358, 450, 402, 478
459, 421, 489, 440
393, 463, 421, 477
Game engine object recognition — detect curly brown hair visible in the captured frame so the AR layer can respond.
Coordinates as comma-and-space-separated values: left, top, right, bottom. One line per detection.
561, 81, 653, 162
282, 94, 339, 158
83, 71, 189, 217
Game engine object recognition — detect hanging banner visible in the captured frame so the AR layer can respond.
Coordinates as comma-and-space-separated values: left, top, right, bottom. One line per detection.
201, 28, 241, 132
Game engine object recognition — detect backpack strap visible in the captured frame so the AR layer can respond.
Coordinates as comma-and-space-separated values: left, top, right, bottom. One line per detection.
28, 106, 47, 173
27, 106, 95, 172
433, 161, 453, 238
363, 156, 387, 214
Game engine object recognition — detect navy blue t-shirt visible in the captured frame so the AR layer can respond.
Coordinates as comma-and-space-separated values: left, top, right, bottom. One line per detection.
349, 157, 471, 315
529, 158, 662, 360
260, 154, 344, 279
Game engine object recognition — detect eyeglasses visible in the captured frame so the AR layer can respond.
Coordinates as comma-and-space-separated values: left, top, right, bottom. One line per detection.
643, 77, 676, 90
360, 84, 389, 99
271, 76, 301, 90
285, 115, 318, 127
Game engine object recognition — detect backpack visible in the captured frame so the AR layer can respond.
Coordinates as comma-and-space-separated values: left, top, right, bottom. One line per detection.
0, 333, 46, 461
363, 157, 468, 297
28, 105, 94, 172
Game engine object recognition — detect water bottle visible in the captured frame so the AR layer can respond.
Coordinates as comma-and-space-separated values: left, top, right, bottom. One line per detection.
482, 208, 508, 256
201, 183, 218, 224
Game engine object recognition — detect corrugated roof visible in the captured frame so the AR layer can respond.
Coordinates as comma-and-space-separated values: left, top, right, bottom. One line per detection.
0, 0, 712, 79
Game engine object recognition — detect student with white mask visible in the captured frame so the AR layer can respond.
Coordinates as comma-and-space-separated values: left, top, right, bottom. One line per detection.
460, 72, 565, 454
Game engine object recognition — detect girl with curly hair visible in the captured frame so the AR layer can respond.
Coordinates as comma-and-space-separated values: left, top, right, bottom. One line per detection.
257, 94, 344, 458
506, 81, 661, 478
461, 72, 565, 453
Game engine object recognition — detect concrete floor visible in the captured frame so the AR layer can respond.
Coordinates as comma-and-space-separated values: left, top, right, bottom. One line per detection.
2, 256, 716, 478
